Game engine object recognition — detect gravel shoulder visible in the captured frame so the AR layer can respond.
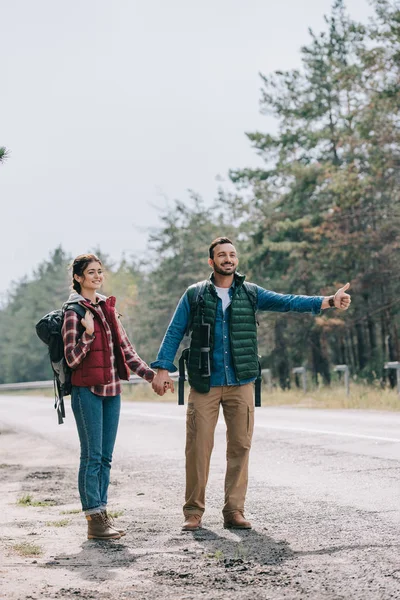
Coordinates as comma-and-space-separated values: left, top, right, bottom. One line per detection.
1, 403, 400, 600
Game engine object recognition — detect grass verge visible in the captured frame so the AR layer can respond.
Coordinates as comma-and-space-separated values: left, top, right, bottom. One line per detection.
261, 383, 400, 410
108, 510, 124, 518
17, 494, 57, 507
2, 382, 399, 410
45, 519, 70, 527
12, 542, 42, 557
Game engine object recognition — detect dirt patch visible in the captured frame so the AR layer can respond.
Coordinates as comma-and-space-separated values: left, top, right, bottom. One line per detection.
0, 428, 297, 600
1, 426, 400, 600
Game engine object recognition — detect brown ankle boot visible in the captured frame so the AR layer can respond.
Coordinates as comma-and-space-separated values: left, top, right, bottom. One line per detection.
102, 510, 126, 536
86, 512, 121, 540
223, 511, 252, 530
182, 514, 202, 531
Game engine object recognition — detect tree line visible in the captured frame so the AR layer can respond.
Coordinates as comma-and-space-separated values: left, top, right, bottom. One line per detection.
1, 0, 399, 388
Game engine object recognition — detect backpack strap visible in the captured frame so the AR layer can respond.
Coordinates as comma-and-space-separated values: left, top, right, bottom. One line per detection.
178, 348, 189, 405
185, 280, 208, 335
242, 281, 259, 326
182, 279, 262, 407
242, 282, 258, 312
179, 281, 208, 404
242, 282, 262, 406
62, 302, 86, 320
56, 303, 86, 424
187, 280, 258, 325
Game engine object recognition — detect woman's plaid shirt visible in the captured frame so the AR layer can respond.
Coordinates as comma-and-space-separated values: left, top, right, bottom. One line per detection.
62, 302, 154, 396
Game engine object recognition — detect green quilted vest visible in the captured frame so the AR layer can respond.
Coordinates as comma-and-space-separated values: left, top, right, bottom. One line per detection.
186, 273, 259, 393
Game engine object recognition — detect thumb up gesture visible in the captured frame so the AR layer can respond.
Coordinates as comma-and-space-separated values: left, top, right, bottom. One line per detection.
334, 283, 351, 310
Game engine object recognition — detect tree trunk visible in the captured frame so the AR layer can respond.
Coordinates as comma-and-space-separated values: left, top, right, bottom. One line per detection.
355, 322, 367, 370
274, 318, 290, 390
310, 328, 331, 385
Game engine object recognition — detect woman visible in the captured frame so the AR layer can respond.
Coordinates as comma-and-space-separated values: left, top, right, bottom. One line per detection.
62, 253, 155, 540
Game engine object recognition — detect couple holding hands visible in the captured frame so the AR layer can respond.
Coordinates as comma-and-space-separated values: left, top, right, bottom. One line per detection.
63, 238, 351, 539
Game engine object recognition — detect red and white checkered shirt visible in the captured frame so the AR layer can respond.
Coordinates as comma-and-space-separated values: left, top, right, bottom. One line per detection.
62, 301, 154, 397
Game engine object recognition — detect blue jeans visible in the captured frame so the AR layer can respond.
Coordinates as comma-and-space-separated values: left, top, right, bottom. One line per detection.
71, 386, 121, 513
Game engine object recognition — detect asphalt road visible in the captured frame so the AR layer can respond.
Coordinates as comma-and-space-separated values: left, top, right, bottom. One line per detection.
1, 394, 400, 599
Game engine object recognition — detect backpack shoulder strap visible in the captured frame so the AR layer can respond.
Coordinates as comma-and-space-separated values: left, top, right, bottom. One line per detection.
186, 280, 208, 334
242, 282, 258, 312
62, 302, 86, 320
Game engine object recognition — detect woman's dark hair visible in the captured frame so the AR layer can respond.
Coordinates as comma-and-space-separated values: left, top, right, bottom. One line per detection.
209, 237, 233, 259
70, 254, 103, 294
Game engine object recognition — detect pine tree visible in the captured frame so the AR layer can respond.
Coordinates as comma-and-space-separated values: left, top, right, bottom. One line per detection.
0, 147, 9, 164
227, 0, 400, 385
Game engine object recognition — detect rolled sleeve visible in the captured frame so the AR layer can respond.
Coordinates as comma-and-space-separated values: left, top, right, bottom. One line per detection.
81, 331, 95, 344
256, 286, 324, 315
310, 296, 323, 315
150, 292, 190, 372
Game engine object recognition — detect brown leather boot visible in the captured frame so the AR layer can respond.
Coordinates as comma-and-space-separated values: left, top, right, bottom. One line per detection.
102, 510, 126, 536
182, 514, 202, 531
86, 512, 121, 540
223, 511, 252, 530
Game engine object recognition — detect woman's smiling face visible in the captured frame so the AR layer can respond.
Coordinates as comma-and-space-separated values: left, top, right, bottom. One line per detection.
74, 261, 104, 291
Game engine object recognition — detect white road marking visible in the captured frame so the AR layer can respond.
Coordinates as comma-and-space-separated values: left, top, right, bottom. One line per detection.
123, 411, 400, 443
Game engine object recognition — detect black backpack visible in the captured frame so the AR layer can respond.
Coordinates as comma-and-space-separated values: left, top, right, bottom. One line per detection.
179, 280, 262, 406
35, 303, 86, 424
186, 279, 258, 333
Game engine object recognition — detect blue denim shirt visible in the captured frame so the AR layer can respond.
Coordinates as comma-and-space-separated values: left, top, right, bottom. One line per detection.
150, 283, 323, 387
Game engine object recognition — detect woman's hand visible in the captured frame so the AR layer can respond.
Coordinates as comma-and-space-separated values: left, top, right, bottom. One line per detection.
152, 369, 175, 396
81, 310, 95, 336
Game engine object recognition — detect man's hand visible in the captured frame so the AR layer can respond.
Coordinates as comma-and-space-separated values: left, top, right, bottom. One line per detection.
334, 282, 351, 310
152, 369, 175, 396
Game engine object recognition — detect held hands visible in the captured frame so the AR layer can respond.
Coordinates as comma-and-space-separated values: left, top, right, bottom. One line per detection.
81, 310, 95, 336
152, 369, 175, 396
334, 282, 351, 310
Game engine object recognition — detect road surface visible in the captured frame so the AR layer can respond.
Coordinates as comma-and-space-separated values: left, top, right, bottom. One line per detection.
1, 394, 399, 599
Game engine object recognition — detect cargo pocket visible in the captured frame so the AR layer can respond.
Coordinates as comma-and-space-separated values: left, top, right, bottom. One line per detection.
186, 402, 196, 442
247, 405, 255, 440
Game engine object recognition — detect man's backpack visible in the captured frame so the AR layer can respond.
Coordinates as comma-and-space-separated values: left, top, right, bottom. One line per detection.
35, 303, 85, 424
179, 280, 262, 406
185, 280, 258, 335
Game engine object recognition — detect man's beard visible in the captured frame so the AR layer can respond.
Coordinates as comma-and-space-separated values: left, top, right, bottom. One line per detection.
214, 263, 236, 276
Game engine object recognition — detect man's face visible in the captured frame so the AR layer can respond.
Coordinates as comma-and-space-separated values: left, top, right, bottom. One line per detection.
208, 243, 239, 276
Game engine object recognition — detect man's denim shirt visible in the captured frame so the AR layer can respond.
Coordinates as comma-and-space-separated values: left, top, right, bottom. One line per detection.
150, 284, 323, 387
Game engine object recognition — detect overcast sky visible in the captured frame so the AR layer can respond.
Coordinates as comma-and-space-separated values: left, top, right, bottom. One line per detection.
0, 0, 373, 298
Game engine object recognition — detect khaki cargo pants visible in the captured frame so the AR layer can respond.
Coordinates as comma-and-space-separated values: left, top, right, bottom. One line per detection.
183, 383, 254, 518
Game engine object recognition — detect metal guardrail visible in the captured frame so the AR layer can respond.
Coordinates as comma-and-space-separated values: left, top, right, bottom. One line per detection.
334, 364, 350, 396
0, 373, 180, 391
0, 380, 55, 390
384, 361, 400, 395
0, 369, 273, 392
1, 366, 399, 396
292, 366, 307, 393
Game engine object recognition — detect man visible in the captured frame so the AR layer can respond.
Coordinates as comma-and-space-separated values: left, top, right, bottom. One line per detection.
151, 237, 351, 531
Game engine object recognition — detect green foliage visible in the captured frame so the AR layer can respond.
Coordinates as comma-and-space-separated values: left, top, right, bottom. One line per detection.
17, 494, 57, 507
107, 510, 124, 518
130, 194, 242, 362
46, 519, 70, 527
226, 0, 400, 385
1, 1, 399, 388
0, 247, 72, 383
0, 247, 145, 382
0, 146, 9, 164
12, 542, 42, 556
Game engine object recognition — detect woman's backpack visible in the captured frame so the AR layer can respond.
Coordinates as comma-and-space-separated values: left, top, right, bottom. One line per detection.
35, 303, 85, 424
